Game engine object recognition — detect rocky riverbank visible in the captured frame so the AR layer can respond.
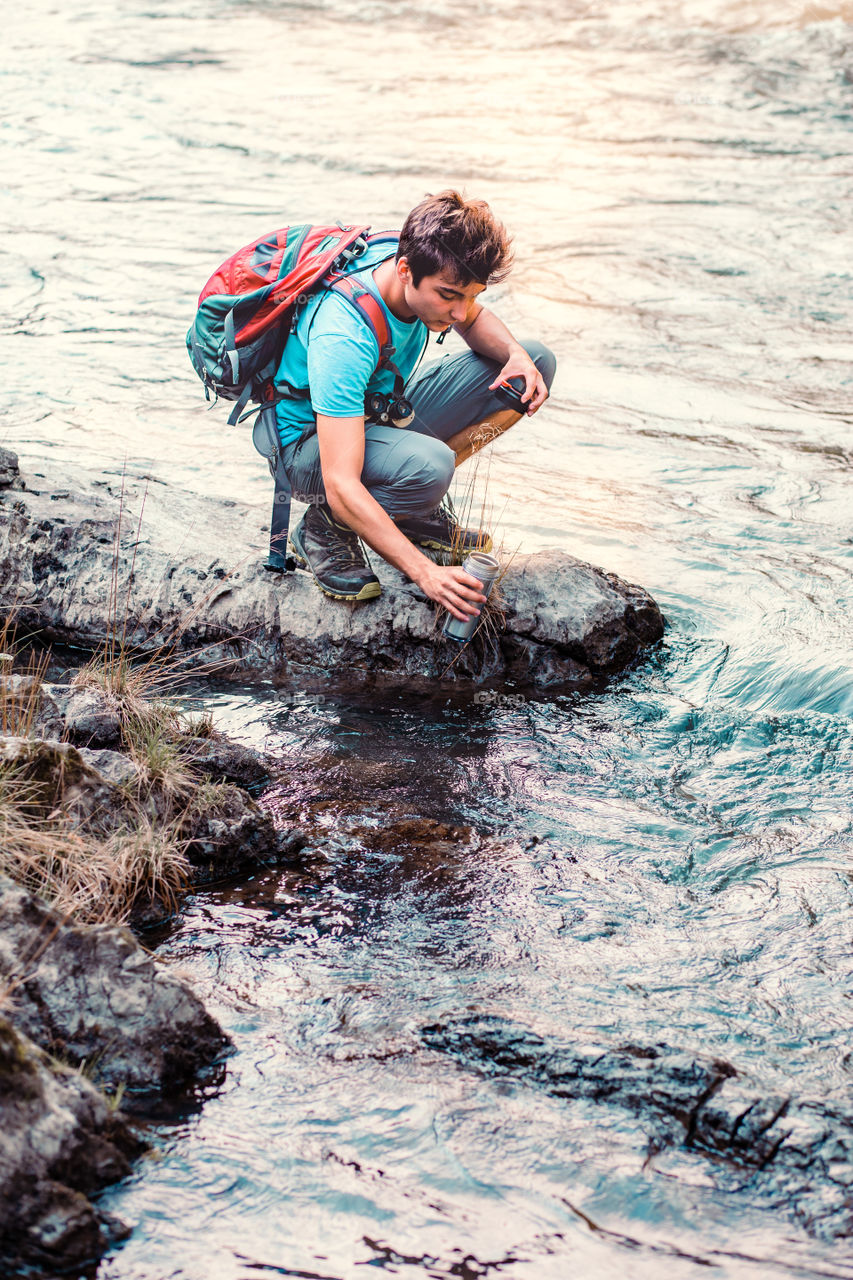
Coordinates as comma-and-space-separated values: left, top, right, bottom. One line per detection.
0, 671, 290, 1274
0, 858, 236, 1275
0, 447, 664, 688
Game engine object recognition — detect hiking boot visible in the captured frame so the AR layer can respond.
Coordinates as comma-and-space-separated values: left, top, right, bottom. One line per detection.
396, 502, 492, 558
289, 504, 381, 602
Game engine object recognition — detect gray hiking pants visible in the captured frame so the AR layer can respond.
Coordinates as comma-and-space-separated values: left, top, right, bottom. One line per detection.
279, 338, 557, 519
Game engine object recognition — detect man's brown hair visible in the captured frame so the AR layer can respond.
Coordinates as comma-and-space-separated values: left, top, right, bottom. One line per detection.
397, 190, 513, 288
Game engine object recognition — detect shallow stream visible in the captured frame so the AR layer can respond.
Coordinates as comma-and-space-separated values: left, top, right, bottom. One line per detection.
2, 0, 853, 1274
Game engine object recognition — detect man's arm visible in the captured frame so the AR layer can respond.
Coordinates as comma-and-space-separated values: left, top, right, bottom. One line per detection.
316, 413, 488, 621
455, 305, 549, 412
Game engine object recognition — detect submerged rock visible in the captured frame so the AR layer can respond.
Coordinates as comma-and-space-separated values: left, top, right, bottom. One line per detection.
0, 452, 664, 688
422, 1015, 853, 1242
0, 1013, 142, 1276
0, 875, 229, 1093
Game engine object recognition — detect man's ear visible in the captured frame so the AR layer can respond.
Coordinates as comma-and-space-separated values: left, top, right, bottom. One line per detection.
396, 255, 412, 283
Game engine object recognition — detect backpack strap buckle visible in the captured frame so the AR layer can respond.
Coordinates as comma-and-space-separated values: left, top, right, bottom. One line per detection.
331, 236, 368, 272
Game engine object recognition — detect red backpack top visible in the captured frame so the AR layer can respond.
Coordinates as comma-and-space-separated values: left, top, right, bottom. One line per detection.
186, 223, 401, 425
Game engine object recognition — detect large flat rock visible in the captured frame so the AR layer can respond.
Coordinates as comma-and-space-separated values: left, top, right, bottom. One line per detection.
0, 449, 663, 686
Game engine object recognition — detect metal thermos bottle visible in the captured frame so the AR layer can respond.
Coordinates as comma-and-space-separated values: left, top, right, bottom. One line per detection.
443, 551, 501, 642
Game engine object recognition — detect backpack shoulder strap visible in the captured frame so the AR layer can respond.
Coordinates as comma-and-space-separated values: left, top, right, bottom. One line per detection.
328, 276, 393, 362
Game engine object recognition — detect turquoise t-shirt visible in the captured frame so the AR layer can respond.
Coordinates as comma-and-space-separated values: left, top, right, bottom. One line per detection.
274, 238, 428, 448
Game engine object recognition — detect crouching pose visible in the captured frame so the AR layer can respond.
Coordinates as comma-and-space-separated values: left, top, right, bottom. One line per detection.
274, 190, 557, 622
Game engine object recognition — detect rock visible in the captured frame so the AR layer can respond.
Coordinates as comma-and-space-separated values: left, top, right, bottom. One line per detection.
0, 446, 21, 491
0, 674, 54, 736
0, 734, 286, 916
422, 1015, 853, 1241
181, 734, 269, 789
503, 553, 666, 673
45, 682, 123, 747
0, 458, 664, 688
0, 677, 123, 749
4, 674, 269, 788
0, 875, 229, 1093
0, 735, 126, 836
180, 781, 285, 886
77, 744, 141, 787
0, 1013, 141, 1276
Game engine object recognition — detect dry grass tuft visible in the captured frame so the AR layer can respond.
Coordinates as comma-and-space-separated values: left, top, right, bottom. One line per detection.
0, 613, 51, 739
0, 794, 190, 925
0, 603, 202, 925
437, 450, 521, 671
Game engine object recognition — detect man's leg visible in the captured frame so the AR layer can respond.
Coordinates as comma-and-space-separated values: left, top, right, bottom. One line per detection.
278, 339, 557, 594
280, 424, 458, 599
406, 338, 557, 462
281, 423, 455, 518
394, 338, 557, 548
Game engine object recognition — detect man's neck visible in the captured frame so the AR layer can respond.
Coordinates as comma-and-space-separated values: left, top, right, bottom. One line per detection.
372, 257, 415, 322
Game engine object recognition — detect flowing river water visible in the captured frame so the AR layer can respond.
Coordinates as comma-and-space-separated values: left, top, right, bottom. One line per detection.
3, 0, 853, 1275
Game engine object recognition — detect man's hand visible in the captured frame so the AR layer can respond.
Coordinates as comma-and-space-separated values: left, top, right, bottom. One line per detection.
489, 347, 549, 414
414, 561, 488, 622
454, 306, 549, 415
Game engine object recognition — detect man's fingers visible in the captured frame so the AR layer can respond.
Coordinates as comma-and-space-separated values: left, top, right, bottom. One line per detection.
437, 569, 487, 620
527, 375, 549, 413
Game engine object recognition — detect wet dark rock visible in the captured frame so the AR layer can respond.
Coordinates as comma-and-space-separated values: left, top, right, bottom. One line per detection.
0, 1013, 142, 1276
182, 781, 283, 886
0, 452, 664, 689
422, 1015, 853, 1241
0, 875, 230, 1093
180, 733, 269, 789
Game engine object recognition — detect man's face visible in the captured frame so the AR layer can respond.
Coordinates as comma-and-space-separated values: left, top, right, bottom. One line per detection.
398, 259, 486, 331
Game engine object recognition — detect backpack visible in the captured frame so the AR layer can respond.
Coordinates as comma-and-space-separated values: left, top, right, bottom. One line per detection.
186, 223, 400, 571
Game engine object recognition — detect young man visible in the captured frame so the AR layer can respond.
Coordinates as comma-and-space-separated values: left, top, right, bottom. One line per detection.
274, 190, 556, 623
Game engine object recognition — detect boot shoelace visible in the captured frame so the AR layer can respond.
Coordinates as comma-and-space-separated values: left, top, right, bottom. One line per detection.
325, 515, 370, 570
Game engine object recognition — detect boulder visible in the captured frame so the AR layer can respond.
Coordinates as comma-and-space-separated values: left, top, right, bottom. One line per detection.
0, 452, 664, 688
180, 733, 269, 790
0, 875, 229, 1093
0, 1013, 142, 1276
0, 735, 126, 836
42, 682, 123, 747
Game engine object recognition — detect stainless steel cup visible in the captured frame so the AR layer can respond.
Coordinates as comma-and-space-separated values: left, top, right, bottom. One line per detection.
443, 551, 501, 642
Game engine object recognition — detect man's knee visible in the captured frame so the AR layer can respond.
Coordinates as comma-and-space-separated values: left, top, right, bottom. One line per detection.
520, 339, 557, 390
404, 437, 458, 512
368, 430, 455, 509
